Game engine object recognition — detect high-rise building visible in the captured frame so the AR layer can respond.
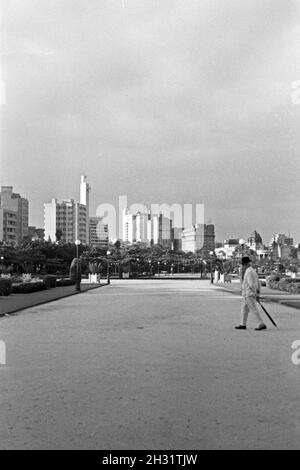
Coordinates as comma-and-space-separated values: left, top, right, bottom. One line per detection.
0, 207, 18, 245
152, 213, 172, 248
80, 175, 90, 244
135, 211, 149, 244
122, 208, 137, 244
0, 186, 29, 244
44, 199, 87, 244
89, 217, 109, 249
203, 224, 215, 251
122, 208, 172, 247
172, 227, 183, 251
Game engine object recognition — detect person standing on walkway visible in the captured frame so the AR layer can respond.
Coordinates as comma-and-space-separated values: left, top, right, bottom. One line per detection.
235, 256, 267, 331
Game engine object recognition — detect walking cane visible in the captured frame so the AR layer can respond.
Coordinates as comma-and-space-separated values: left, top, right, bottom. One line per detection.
257, 300, 279, 329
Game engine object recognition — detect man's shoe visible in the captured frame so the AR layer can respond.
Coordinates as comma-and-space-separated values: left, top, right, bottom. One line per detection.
255, 324, 267, 331
235, 325, 246, 330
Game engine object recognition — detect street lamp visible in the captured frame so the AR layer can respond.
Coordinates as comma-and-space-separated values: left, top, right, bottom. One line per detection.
148, 259, 152, 276
209, 251, 214, 284
239, 238, 245, 257
157, 261, 161, 277
106, 250, 111, 285
75, 239, 81, 291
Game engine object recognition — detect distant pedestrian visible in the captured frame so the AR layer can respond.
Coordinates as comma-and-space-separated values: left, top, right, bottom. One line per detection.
235, 256, 267, 331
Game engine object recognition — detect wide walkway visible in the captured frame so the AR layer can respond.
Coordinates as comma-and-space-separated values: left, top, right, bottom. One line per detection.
0, 279, 299, 449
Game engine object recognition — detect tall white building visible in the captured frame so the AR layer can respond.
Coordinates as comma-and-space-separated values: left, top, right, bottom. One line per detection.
122, 208, 137, 244
44, 199, 87, 244
135, 211, 149, 244
122, 208, 172, 247
80, 175, 90, 244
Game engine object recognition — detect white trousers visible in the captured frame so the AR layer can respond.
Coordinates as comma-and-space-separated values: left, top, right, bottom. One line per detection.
240, 296, 264, 326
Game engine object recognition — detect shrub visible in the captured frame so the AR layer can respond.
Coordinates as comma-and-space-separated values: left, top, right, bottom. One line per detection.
12, 281, 46, 294
266, 275, 300, 294
56, 278, 75, 287
43, 275, 57, 289
0, 278, 12, 296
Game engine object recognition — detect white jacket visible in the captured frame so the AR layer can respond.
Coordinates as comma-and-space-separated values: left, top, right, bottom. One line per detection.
242, 267, 261, 298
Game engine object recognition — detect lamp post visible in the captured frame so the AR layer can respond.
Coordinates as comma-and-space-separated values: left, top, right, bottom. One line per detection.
239, 238, 245, 257
157, 261, 160, 277
209, 251, 214, 284
75, 239, 81, 291
106, 250, 111, 285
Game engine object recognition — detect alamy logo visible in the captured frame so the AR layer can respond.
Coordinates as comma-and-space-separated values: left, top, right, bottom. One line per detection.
291, 340, 300, 366
0, 340, 6, 365
96, 195, 205, 242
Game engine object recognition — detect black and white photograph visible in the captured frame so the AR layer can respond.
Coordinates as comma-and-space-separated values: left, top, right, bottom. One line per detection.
0, 0, 300, 454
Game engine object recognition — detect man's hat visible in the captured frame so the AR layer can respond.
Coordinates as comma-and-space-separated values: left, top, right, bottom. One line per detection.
241, 256, 251, 265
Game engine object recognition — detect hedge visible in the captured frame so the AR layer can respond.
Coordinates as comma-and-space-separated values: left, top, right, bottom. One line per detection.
0, 278, 12, 296
12, 281, 46, 294
43, 275, 57, 289
56, 278, 75, 287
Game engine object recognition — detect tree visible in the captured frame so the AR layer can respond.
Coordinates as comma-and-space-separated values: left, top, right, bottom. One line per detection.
55, 229, 63, 242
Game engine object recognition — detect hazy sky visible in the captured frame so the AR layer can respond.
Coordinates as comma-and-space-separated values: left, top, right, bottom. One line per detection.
1, 0, 300, 243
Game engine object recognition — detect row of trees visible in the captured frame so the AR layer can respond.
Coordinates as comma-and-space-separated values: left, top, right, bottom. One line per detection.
0, 239, 298, 276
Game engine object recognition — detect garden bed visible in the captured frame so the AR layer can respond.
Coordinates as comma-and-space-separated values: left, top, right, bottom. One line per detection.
266, 275, 300, 294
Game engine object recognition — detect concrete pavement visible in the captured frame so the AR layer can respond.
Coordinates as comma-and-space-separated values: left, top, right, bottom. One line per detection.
0, 283, 104, 316
0, 279, 299, 449
215, 280, 300, 310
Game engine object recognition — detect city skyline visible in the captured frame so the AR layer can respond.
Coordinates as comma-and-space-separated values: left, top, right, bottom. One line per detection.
0, 176, 298, 247
1, 0, 300, 243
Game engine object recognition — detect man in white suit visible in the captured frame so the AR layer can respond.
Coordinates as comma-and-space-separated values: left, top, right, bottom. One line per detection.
235, 256, 267, 331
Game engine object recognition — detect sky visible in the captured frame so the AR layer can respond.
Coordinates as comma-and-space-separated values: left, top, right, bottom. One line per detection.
0, 0, 300, 243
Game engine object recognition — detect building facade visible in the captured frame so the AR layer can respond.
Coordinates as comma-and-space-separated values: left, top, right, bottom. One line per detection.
44, 198, 87, 244
181, 224, 215, 253
0, 186, 29, 245
122, 208, 137, 245
152, 213, 172, 248
122, 208, 172, 248
89, 217, 109, 249
135, 211, 149, 244
80, 175, 90, 244
0, 207, 18, 245
203, 224, 215, 251
271, 233, 294, 246
181, 224, 204, 253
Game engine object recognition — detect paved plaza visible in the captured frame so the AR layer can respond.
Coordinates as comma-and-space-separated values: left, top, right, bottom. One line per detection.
0, 279, 299, 449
